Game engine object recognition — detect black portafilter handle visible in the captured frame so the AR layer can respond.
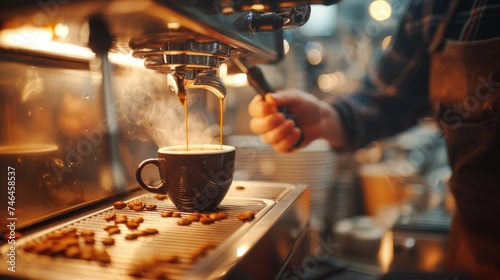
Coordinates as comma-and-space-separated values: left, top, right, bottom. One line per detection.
245, 66, 291, 117
236, 58, 304, 147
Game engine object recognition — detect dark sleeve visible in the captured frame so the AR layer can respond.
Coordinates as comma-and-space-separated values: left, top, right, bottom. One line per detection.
332, 3, 432, 152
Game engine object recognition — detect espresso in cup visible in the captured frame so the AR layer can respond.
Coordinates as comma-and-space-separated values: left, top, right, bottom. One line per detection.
136, 144, 235, 212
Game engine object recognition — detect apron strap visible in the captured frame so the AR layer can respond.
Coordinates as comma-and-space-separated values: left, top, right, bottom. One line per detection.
428, 0, 460, 53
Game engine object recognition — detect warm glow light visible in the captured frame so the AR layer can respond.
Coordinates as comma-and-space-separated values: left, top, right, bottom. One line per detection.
219, 63, 228, 79
0, 26, 52, 45
250, 4, 266, 10
318, 71, 346, 92
377, 231, 394, 273
222, 73, 248, 87
369, 0, 392, 21
54, 23, 69, 38
0, 26, 144, 67
333, 71, 346, 86
305, 42, 324, 65
421, 243, 444, 271
109, 53, 144, 67
167, 22, 181, 29
318, 74, 335, 92
307, 49, 322, 65
381, 35, 392, 50
283, 39, 290, 55
236, 245, 249, 257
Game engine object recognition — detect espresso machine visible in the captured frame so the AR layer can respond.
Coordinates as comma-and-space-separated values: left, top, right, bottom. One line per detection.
0, 1, 339, 279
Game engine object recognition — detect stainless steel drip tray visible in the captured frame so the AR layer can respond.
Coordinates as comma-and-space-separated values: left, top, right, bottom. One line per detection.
1, 182, 309, 280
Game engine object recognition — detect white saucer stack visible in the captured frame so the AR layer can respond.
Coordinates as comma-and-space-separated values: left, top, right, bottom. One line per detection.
227, 136, 337, 226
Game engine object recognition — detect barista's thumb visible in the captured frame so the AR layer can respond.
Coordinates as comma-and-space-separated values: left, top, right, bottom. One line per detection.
264, 92, 292, 106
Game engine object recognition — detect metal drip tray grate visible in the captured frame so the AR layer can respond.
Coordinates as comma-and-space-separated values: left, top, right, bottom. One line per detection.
2, 193, 274, 279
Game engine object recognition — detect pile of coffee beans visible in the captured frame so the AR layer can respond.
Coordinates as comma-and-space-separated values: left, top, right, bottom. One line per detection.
22, 228, 111, 264
103, 212, 159, 240
162, 211, 229, 226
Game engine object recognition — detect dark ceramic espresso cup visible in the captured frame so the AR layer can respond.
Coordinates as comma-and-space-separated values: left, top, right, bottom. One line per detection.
136, 144, 235, 212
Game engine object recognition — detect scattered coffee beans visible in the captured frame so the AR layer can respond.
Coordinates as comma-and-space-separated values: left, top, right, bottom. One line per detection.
102, 238, 115, 246
104, 212, 116, 221
154, 194, 168, 200
145, 204, 157, 211
161, 211, 173, 217
177, 218, 192, 226
113, 201, 127, 209
237, 211, 256, 222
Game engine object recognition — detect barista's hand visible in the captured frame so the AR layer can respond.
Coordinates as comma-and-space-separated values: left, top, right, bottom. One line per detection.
248, 89, 346, 153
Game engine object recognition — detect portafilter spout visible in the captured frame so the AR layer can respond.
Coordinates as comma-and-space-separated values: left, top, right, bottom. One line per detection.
167, 71, 226, 104
185, 74, 226, 100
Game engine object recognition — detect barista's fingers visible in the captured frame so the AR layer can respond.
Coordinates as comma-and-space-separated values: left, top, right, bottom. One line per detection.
260, 119, 296, 145
248, 95, 278, 117
249, 113, 286, 135
273, 128, 302, 153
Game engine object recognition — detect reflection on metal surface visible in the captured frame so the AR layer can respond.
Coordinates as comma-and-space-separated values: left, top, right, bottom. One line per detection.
377, 231, 394, 273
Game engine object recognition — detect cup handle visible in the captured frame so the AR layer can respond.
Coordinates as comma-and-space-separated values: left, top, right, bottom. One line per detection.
136, 158, 168, 194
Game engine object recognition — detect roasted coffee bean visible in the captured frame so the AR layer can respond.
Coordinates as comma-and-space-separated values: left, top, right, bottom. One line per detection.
102, 237, 115, 246
191, 248, 207, 262
161, 211, 173, 217
125, 233, 138, 240
187, 215, 200, 222
61, 228, 78, 238
144, 228, 159, 235
201, 243, 216, 251
64, 245, 80, 258
126, 220, 140, 229
237, 211, 255, 222
113, 201, 127, 209
46, 232, 64, 240
200, 217, 214, 224
235, 186, 245, 190
177, 218, 192, 226
145, 204, 157, 211
154, 194, 168, 201
133, 217, 144, 224
104, 224, 116, 231
106, 226, 121, 235
60, 237, 79, 247
156, 255, 180, 264
132, 204, 145, 212
83, 236, 95, 245
218, 212, 228, 219
23, 241, 38, 253
48, 242, 67, 255
133, 230, 147, 237
191, 212, 201, 217
80, 229, 95, 237
80, 246, 95, 261
172, 212, 182, 218
127, 201, 135, 209
104, 212, 116, 221
34, 243, 52, 255
93, 250, 111, 264
114, 215, 127, 224
209, 213, 221, 221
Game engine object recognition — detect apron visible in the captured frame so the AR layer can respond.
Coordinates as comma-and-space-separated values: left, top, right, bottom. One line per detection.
428, 1, 500, 279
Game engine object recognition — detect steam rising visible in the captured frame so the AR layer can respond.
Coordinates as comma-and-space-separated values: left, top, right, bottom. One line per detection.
116, 67, 217, 147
